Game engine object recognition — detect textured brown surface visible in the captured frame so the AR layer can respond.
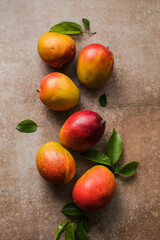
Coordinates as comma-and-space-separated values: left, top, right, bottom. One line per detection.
0, 0, 160, 239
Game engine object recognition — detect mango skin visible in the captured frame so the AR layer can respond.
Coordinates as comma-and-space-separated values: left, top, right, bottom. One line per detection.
59, 110, 105, 151
36, 142, 76, 185
72, 165, 116, 211
38, 72, 80, 111
38, 32, 76, 68
77, 43, 114, 88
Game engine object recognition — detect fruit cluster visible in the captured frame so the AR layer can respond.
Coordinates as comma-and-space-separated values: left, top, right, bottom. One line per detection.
36, 30, 115, 213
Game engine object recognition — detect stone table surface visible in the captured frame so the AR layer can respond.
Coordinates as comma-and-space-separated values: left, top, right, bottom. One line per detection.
0, 0, 160, 239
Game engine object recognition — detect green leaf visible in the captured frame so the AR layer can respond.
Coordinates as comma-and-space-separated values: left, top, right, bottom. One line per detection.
16, 119, 37, 133
82, 18, 90, 31
54, 220, 69, 240
75, 217, 89, 240
83, 216, 89, 232
118, 162, 139, 177
65, 223, 74, 240
61, 203, 83, 216
81, 149, 111, 166
108, 128, 122, 165
99, 93, 107, 107
49, 21, 82, 34
114, 163, 122, 174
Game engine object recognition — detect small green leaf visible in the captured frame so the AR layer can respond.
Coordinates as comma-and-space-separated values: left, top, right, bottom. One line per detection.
49, 21, 82, 34
65, 223, 74, 240
54, 220, 69, 240
99, 93, 107, 107
108, 129, 122, 165
16, 119, 37, 133
81, 149, 111, 166
61, 203, 83, 216
82, 18, 90, 31
75, 217, 89, 240
118, 162, 139, 177
114, 163, 122, 174
83, 216, 89, 232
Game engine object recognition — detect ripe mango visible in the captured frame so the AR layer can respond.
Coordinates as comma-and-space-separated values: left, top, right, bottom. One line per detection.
37, 32, 76, 68
72, 165, 116, 211
59, 110, 105, 150
37, 72, 80, 111
77, 43, 114, 88
36, 142, 76, 185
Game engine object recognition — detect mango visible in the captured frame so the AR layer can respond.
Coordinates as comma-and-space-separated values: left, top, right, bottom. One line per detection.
72, 165, 116, 211
36, 142, 76, 185
37, 72, 80, 111
59, 110, 105, 150
77, 43, 114, 88
37, 32, 76, 68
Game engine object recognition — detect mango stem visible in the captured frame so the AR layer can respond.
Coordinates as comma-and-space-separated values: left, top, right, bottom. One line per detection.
101, 120, 106, 125
36, 89, 40, 93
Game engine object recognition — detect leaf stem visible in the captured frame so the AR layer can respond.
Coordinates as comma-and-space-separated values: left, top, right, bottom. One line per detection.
88, 31, 97, 35
82, 29, 96, 35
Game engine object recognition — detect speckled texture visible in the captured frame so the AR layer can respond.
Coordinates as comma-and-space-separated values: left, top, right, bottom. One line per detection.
0, 0, 160, 239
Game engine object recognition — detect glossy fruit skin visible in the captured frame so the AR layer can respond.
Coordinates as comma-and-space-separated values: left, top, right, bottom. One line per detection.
38, 72, 80, 111
72, 165, 116, 211
36, 142, 76, 185
59, 110, 105, 151
77, 43, 114, 88
37, 32, 76, 68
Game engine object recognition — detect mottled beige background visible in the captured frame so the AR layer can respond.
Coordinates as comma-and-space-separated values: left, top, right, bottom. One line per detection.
0, 0, 160, 239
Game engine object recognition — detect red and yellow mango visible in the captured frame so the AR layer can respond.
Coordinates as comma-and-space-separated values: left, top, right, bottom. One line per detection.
72, 165, 116, 211
37, 72, 80, 111
77, 43, 114, 88
59, 110, 105, 151
36, 142, 76, 185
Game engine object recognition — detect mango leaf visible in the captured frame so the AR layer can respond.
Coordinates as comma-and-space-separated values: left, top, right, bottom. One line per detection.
49, 21, 82, 34
61, 203, 83, 216
99, 93, 107, 107
65, 223, 74, 240
75, 217, 89, 240
54, 220, 69, 240
16, 119, 37, 133
118, 162, 139, 177
81, 149, 111, 166
83, 216, 89, 232
82, 18, 90, 31
108, 129, 122, 165
113, 163, 122, 174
